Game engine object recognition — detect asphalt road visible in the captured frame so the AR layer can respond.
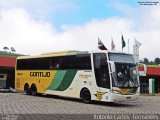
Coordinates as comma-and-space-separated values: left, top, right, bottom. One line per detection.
0, 93, 160, 120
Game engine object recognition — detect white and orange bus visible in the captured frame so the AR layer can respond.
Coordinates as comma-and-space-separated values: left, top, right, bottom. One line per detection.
15, 50, 139, 103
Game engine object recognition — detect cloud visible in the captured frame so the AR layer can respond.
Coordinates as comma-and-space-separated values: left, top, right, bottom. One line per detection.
0, 1, 160, 61
140, 6, 160, 31
106, 1, 160, 60
0, 8, 57, 54
0, 8, 134, 55
132, 6, 160, 60
60, 17, 134, 50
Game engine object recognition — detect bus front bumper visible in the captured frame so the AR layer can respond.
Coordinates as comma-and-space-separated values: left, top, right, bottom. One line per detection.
110, 93, 140, 102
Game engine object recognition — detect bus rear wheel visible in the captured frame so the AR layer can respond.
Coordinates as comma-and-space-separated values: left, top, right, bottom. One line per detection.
30, 84, 37, 96
80, 88, 91, 103
24, 84, 30, 95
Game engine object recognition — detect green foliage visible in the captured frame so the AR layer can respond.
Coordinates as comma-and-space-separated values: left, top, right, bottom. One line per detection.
154, 58, 160, 65
140, 57, 160, 65
0, 51, 24, 57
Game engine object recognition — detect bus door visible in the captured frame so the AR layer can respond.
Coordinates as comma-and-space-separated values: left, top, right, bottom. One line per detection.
93, 53, 110, 91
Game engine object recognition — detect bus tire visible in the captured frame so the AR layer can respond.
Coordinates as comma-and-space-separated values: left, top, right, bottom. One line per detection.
24, 84, 30, 95
80, 88, 91, 103
30, 84, 37, 96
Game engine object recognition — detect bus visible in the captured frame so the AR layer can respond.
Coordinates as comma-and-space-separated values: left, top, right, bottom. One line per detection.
15, 50, 139, 103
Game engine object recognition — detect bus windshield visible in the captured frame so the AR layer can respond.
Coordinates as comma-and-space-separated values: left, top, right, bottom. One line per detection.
109, 53, 139, 88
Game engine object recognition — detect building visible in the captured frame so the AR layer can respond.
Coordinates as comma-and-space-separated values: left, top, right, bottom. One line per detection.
139, 64, 160, 94
0, 51, 22, 89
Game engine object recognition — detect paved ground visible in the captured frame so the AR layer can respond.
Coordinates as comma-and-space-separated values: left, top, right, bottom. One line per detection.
0, 93, 160, 120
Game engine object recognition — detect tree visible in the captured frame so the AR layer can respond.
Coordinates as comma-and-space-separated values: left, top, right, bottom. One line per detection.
150, 61, 154, 65
154, 57, 160, 65
3, 46, 9, 50
143, 58, 149, 64
3, 46, 9, 52
11, 47, 16, 53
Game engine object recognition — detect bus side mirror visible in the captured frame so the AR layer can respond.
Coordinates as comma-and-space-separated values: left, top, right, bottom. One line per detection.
108, 61, 115, 73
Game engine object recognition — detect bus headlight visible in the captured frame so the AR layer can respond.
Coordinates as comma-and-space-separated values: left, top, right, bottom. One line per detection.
112, 90, 121, 94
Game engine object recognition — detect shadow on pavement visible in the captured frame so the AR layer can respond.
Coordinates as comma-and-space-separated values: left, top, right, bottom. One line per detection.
20, 93, 139, 107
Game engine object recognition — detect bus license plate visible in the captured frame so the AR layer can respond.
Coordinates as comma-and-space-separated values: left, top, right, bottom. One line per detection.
126, 97, 131, 99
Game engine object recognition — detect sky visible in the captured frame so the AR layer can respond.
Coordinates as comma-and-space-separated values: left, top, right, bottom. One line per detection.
0, 0, 160, 61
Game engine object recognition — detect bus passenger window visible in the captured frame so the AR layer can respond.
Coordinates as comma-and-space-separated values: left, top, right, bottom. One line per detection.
50, 57, 60, 70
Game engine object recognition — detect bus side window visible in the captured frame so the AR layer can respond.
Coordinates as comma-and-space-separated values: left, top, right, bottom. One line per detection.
60, 55, 91, 70
50, 57, 61, 70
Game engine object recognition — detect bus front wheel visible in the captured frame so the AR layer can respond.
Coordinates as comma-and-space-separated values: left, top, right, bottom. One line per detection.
80, 88, 91, 103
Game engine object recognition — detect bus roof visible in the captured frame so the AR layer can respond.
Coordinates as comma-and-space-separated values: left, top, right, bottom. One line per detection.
17, 50, 133, 60
17, 50, 90, 59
